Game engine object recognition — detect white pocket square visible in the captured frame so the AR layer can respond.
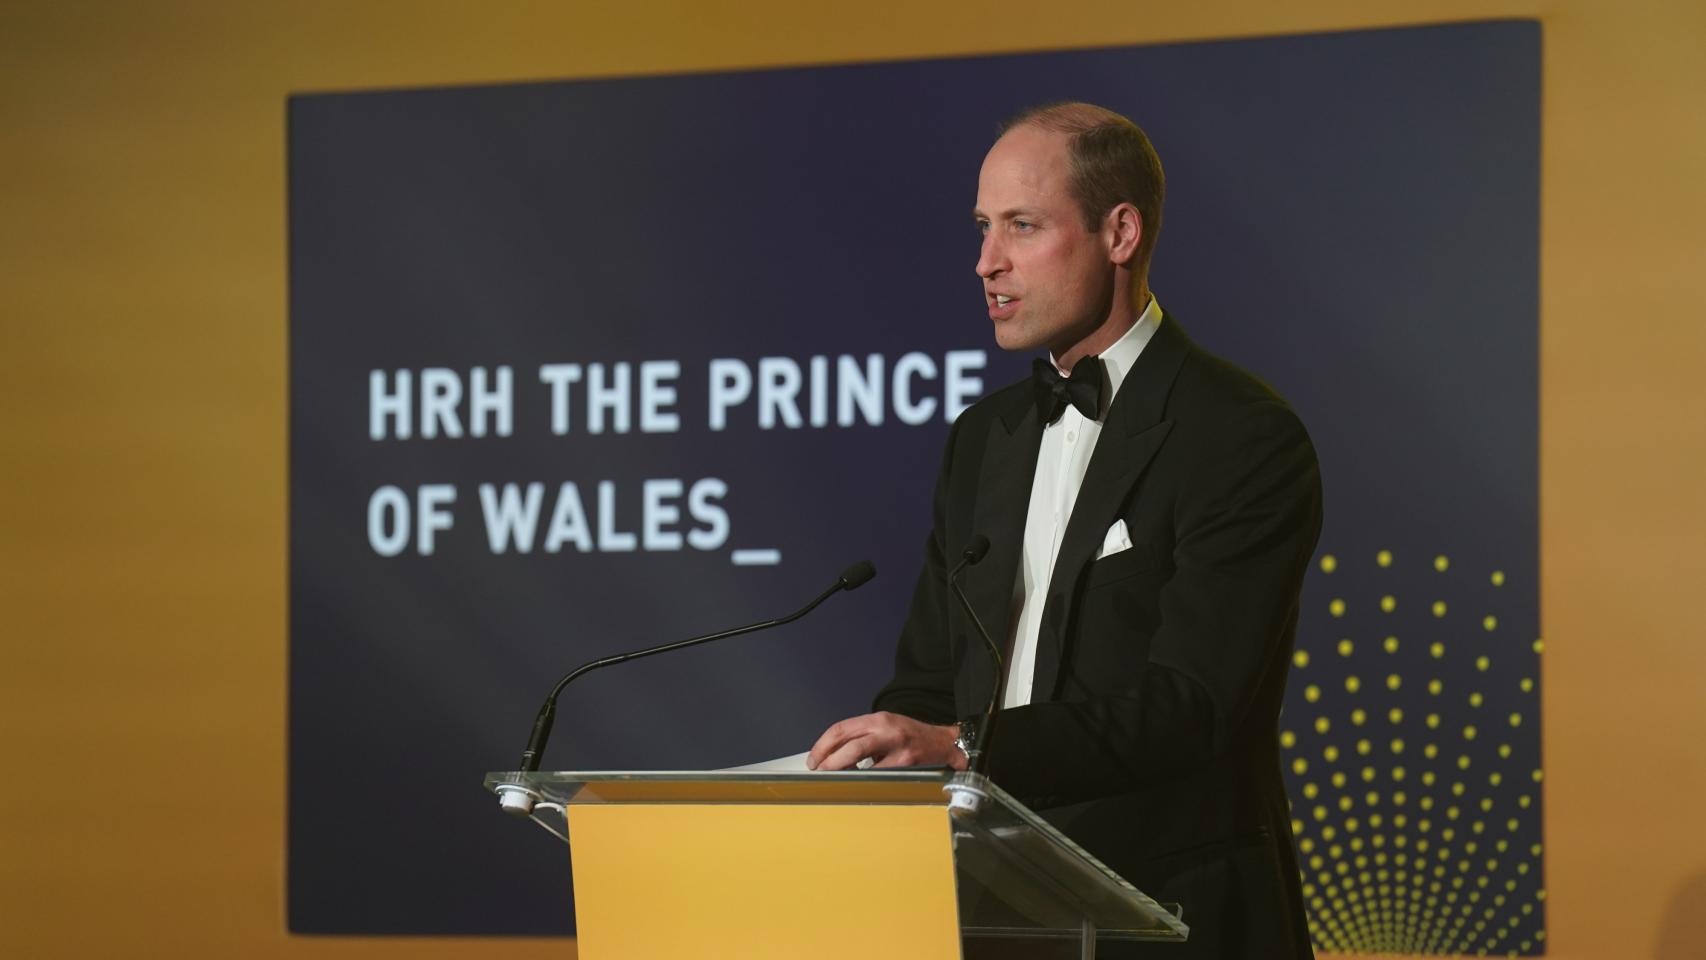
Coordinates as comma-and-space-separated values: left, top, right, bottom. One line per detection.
1095, 519, 1133, 560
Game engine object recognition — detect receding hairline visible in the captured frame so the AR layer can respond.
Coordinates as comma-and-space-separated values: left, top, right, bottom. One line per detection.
1000, 101, 1134, 138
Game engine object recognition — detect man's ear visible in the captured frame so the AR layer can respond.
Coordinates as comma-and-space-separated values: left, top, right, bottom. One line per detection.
1106, 203, 1143, 266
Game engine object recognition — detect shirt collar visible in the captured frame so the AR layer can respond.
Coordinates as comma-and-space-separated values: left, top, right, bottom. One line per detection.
1048, 293, 1163, 418
1099, 293, 1162, 404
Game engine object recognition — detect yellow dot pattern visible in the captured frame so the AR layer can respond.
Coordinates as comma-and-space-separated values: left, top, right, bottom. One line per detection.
1291, 546, 1544, 954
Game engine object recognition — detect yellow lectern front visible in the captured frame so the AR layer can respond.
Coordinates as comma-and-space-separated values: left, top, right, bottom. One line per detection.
485, 770, 1188, 960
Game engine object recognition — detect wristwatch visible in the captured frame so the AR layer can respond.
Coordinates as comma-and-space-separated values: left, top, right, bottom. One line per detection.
954, 716, 981, 764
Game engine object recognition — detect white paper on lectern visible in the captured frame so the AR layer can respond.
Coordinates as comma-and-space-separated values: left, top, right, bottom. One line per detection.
722, 751, 874, 772
723, 751, 812, 772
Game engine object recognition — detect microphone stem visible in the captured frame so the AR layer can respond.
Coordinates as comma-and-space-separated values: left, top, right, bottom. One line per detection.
518, 577, 850, 772
947, 578, 1002, 779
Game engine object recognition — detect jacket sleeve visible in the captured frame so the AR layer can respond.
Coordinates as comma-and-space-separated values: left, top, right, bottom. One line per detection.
987, 399, 1323, 807
871, 416, 964, 726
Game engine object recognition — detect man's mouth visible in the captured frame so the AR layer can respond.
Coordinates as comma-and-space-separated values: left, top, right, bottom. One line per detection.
995, 295, 1012, 306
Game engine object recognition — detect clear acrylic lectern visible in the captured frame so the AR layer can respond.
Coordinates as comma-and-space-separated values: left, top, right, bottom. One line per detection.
485, 769, 1187, 959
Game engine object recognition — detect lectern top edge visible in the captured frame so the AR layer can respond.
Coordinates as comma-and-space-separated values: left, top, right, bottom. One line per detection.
484, 768, 954, 807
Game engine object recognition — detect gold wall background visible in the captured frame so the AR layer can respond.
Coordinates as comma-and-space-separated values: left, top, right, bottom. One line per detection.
3, 1, 1702, 957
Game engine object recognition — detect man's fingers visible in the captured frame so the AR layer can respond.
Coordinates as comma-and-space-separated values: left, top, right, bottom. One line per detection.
807, 712, 931, 769
871, 749, 913, 769
808, 714, 876, 769
816, 734, 880, 771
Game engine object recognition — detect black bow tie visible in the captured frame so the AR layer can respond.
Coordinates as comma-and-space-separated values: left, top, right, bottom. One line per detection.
1032, 355, 1104, 425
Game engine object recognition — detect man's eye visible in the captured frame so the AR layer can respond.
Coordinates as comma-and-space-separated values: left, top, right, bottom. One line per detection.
1013, 220, 1035, 232
975, 220, 991, 236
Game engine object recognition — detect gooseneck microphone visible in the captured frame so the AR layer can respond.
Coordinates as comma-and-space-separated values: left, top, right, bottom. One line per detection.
512, 560, 877, 784
946, 534, 1002, 779
948, 535, 991, 582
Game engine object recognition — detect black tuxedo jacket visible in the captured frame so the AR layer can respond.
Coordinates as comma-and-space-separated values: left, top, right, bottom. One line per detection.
875, 313, 1322, 959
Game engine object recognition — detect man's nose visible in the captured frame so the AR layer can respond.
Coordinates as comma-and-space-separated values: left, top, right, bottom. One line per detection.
976, 232, 1006, 279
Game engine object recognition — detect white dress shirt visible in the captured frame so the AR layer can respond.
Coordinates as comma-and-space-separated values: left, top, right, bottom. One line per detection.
1001, 295, 1163, 708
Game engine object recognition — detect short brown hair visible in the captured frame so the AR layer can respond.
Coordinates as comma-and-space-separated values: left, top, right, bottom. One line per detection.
1001, 102, 1166, 271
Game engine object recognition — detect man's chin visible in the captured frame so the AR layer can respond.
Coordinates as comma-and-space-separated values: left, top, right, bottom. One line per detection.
991, 323, 1045, 355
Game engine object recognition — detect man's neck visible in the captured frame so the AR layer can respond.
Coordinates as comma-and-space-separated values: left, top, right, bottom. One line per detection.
1052, 283, 1151, 373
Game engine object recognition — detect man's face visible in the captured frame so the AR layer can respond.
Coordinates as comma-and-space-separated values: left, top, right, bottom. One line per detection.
974, 125, 1115, 359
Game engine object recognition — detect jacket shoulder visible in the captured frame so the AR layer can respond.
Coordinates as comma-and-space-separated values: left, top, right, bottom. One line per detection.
1168, 328, 1302, 424
941, 373, 1031, 450
958, 373, 1032, 423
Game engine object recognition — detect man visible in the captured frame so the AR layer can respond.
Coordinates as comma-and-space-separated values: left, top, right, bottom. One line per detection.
809, 102, 1322, 959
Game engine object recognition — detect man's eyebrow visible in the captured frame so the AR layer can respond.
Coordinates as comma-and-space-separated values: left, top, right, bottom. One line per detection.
972, 207, 1044, 220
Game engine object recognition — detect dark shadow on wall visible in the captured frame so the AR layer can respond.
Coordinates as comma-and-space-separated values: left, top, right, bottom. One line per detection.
1655, 868, 1706, 958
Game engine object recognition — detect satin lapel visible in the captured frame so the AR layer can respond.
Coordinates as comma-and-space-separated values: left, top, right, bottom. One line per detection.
1030, 314, 1192, 701
959, 392, 1042, 710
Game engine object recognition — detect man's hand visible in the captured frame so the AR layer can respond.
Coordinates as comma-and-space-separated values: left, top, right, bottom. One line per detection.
807, 711, 968, 771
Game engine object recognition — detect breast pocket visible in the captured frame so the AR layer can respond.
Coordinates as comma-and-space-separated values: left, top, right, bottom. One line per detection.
1086, 541, 1165, 589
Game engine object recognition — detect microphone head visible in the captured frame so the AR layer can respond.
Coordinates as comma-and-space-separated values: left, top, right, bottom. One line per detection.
962, 535, 991, 565
838, 560, 877, 591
